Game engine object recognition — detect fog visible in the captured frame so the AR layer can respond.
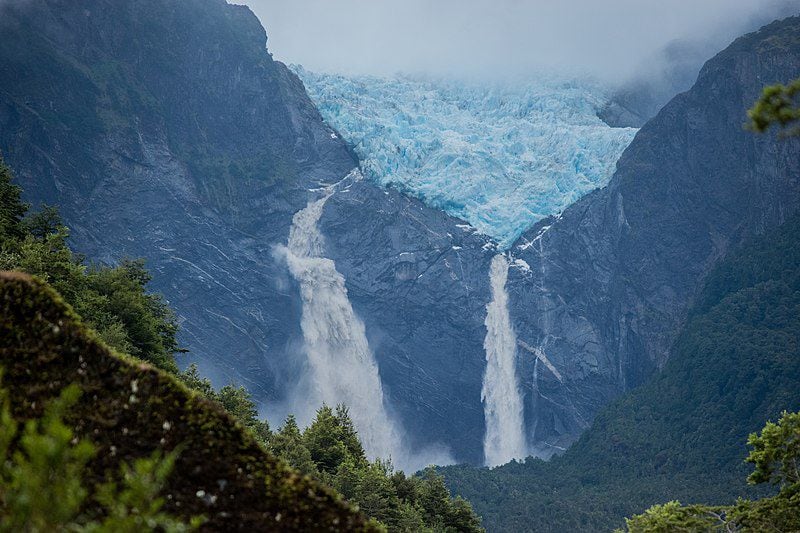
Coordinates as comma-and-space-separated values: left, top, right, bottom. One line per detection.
239, 0, 798, 82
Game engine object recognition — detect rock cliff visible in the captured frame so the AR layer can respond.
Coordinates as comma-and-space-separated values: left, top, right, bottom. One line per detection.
508, 16, 800, 453
0, 0, 355, 400
2, 0, 798, 464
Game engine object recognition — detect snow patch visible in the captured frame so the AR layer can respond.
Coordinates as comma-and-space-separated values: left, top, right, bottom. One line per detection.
512, 259, 531, 272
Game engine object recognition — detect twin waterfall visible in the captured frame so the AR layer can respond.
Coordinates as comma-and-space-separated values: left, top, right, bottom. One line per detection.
284, 185, 529, 468
283, 188, 402, 462
481, 254, 527, 467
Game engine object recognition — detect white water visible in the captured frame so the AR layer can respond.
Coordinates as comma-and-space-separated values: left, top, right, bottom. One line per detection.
282, 186, 403, 462
482, 254, 527, 467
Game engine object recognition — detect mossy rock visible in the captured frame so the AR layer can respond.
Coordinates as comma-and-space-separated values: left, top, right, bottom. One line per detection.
0, 271, 378, 531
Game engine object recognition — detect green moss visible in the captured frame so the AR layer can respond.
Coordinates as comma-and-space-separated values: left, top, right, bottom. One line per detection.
0, 271, 378, 531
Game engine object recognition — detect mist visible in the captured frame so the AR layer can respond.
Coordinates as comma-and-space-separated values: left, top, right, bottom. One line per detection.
239, 0, 798, 82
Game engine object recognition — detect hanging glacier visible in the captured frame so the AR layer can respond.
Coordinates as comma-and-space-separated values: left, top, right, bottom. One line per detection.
294, 67, 639, 249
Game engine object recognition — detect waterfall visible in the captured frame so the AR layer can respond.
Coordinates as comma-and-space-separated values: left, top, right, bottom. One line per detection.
282, 186, 402, 461
482, 254, 527, 467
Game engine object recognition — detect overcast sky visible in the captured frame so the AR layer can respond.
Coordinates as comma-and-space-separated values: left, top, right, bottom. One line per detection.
238, 0, 798, 81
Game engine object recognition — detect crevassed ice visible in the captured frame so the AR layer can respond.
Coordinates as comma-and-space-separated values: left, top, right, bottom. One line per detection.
293, 67, 638, 249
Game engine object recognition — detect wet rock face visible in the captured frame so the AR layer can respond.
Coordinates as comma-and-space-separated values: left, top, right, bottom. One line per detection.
319, 179, 494, 462
508, 16, 800, 454
0, 0, 356, 400
315, 17, 800, 461
2, 0, 799, 465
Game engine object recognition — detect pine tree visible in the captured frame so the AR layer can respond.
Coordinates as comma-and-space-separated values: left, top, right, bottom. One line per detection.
0, 157, 28, 244
269, 415, 317, 476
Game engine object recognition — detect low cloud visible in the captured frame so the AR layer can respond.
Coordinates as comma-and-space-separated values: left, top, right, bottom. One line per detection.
239, 0, 798, 83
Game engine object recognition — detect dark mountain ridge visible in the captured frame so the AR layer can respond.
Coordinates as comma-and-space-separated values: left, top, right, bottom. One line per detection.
505, 15, 800, 454
0, 0, 356, 399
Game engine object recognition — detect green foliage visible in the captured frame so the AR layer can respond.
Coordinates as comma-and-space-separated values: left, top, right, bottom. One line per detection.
745, 410, 800, 487
175, 372, 482, 531
86, 451, 205, 533
748, 78, 800, 136
618, 501, 726, 533
265, 405, 483, 532
621, 411, 800, 532
0, 158, 180, 372
177, 344, 481, 530
0, 384, 93, 532
178, 364, 272, 446
441, 213, 800, 532
217, 383, 272, 444
0, 381, 200, 532
22, 204, 63, 240
0, 147, 478, 533
1, 273, 373, 530
729, 486, 800, 531
304, 404, 368, 475
0, 163, 27, 245
270, 415, 318, 476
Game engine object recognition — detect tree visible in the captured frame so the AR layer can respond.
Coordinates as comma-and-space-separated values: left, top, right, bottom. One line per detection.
334, 405, 367, 464
0, 382, 201, 532
418, 467, 453, 529
446, 497, 484, 533
85, 259, 180, 372
178, 366, 272, 447
178, 364, 215, 399
0, 159, 182, 373
348, 460, 401, 528
620, 411, 800, 532
23, 204, 63, 239
618, 502, 725, 533
745, 410, 800, 488
265, 404, 484, 531
304, 405, 366, 475
748, 78, 800, 136
217, 384, 271, 445
731, 411, 800, 532
0, 158, 27, 244
269, 415, 317, 476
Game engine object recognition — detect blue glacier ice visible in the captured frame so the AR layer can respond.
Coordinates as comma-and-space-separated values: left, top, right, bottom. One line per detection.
294, 67, 638, 249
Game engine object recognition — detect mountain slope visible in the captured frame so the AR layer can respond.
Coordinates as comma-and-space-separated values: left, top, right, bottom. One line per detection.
0, 271, 374, 531
442, 211, 800, 532
504, 15, 800, 454
599, 3, 800, 127
2, 0, 799, 466
0, 0, 356, 398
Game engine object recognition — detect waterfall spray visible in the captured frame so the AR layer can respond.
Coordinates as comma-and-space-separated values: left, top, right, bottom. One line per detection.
282, 180, 403, 461
482, 254, 527, 467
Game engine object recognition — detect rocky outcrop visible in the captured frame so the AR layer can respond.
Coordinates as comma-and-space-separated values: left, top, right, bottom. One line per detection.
319, 177, 494, 462
0, 0, 495, 463
319, 16, 800, 461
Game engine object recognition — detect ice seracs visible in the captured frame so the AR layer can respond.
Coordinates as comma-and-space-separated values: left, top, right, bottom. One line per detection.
295, 67, 638, 249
